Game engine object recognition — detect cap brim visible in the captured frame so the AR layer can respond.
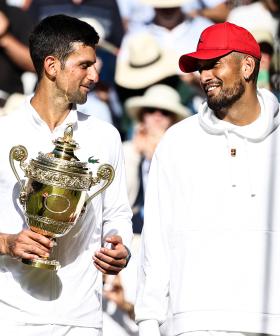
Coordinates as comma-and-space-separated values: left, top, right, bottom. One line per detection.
179, 49, 232, 73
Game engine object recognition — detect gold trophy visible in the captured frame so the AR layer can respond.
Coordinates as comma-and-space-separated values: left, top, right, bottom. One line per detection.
9, 124, 115, 271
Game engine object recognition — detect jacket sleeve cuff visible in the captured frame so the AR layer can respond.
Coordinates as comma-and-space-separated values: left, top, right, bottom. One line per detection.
138, 320, 160, 336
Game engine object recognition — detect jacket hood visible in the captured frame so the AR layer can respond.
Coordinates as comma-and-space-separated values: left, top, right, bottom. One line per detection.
198, 88, 280, 142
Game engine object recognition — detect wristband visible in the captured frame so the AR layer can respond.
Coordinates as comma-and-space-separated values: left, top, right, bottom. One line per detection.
123, 245, 131, 267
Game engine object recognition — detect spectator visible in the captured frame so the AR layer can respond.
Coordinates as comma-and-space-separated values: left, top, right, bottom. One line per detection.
125, 0, 212, 58
182, 0, 230, 23
0, 0, 35, 107
116, 32, 178, 91
252, 29, 275, 90
117, 0, 212, 118
115, 32, 186, 138
116, 0, 154, 33
29, 0, 124, 53
123, 84, 191, 234
227, 0, 280, 98
227, 0, 280, 39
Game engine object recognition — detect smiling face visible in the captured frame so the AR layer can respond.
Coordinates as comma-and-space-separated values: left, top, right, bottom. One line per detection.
198, 53, 246, 112
55, 42, 99, 105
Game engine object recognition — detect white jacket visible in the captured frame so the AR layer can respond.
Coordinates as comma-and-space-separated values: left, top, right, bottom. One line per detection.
135, 89, 280, 335
0, 97, 133, 328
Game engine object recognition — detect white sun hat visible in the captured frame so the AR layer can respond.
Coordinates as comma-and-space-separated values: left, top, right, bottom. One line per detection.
115, 32, 178, 89
79, 17, 106, 39
125, 84, 191, 122
251, 30, 274, 47
79, 17, 118, 55
140, 0, 188, 8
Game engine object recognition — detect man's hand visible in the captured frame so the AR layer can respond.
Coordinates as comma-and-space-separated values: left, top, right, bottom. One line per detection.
0, 229, 53, 260
103, 274, 135, 319
93, 235, 129, 274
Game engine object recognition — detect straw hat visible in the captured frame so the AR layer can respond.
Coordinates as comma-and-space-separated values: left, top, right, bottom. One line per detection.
140, 0, 187, 8
79, 17, 118, 55
80, 17, 106, 39
115, 32, 178, 89
125, 84, 191, 122
251, 30, 274, 47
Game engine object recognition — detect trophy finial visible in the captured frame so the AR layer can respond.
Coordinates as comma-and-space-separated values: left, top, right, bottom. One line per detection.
63, 124, 73, 143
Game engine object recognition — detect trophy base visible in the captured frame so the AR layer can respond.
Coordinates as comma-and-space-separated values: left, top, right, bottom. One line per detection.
22, 258, 61, 271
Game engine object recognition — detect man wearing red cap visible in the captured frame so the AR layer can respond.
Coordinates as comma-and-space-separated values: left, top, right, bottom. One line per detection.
135, 22, 280, 336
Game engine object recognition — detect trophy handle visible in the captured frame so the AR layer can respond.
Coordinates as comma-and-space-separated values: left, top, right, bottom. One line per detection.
9, 145, 28, 204
85, 164, 115, 206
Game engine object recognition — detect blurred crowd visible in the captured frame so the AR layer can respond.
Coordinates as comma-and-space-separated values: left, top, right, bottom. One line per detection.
0, 0, 279, 335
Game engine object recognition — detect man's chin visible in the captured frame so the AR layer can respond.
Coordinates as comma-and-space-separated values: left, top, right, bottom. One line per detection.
75, 95, 88, 105
207, 98, 221, 111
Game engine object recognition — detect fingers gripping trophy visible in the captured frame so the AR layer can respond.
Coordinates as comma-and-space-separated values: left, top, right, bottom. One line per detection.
9, 124, 115, 271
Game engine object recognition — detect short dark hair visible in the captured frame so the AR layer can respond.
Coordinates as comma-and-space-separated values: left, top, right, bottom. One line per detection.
232, 51, 260, 84
29, 14, 99, 78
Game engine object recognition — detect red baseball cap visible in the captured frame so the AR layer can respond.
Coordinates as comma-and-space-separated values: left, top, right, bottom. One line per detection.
179, 22, 261, 73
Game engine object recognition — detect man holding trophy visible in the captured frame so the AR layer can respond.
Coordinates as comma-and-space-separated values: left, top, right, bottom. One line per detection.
0, 14, 133, 336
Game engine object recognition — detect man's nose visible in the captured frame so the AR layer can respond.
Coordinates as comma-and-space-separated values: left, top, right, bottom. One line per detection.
200, 69, 214, 84
88, 65, 99, 83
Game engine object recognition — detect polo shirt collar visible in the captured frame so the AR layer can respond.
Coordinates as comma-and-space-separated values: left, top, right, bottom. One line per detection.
26, 94, 79, 134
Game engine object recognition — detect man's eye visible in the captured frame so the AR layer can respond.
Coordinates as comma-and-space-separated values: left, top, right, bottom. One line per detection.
80, 64, 88, 69
210, 59, 220, 68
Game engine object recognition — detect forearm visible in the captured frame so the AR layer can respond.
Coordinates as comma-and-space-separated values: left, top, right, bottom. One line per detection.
0, 33, 35, 72
199, 3, 230, 23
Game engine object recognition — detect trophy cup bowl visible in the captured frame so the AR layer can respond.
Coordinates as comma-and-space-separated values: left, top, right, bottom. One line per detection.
9, 124, 115, 271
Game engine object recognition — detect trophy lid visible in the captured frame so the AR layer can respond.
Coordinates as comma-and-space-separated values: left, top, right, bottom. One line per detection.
10, 123, 111, 193
33, 123, 90, 175
52, 124, 79, 161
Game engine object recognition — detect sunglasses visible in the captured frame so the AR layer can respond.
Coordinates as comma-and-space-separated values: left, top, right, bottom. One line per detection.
140, 107, 174, 118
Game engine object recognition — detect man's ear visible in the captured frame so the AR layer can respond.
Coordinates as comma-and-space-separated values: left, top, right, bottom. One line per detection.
242, 55, 255, 81
44, 56, 58, 79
